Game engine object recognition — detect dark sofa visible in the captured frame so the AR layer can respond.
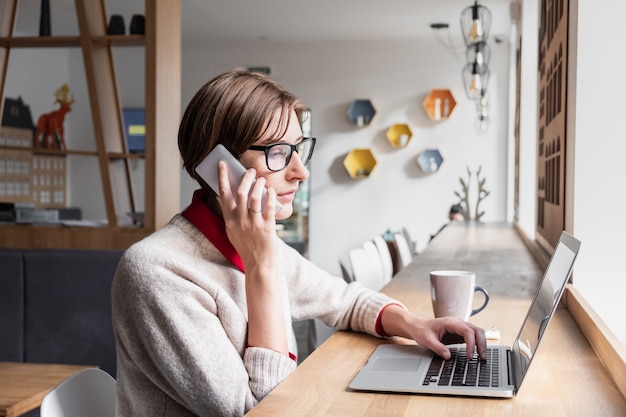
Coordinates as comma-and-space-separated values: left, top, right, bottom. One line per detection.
0, 248, 123, 415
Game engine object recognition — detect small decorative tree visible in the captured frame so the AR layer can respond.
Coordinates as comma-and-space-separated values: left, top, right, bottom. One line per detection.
454, 165, 491, 221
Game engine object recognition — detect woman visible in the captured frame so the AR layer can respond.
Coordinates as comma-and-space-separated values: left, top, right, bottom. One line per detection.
111, 68, 486, 417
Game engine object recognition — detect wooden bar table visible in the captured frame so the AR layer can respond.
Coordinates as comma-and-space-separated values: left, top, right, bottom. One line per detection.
246, 222, 626, 416
0, 362, 96, 417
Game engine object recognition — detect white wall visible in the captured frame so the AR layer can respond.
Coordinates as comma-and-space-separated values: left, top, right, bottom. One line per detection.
180, 37, 511, 275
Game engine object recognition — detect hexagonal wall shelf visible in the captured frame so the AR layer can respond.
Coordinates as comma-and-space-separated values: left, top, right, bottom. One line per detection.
423, 89, 456, 121
417, 149, 444, 174
386, 123, 413, 148
347, 99, 376, 127
343, 148, 377, 179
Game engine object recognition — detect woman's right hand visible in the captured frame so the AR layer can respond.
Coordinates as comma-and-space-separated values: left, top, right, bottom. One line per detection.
217, 160, 279, 269
216, 160, 289, 355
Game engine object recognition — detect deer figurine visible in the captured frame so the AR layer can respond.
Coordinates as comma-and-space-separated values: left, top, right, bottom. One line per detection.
35, 83, 75, 150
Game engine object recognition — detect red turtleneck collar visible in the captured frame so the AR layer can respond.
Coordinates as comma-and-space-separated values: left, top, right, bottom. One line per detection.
181, 189, 245, 272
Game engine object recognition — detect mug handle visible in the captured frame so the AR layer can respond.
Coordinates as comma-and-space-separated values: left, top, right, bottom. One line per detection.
470, 285, 490, 316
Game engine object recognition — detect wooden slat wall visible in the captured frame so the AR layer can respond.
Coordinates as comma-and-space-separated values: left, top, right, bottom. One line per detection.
536, 0, 568, 251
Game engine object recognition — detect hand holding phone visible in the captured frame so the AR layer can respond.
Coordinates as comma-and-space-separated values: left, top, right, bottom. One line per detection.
195, 144, 281, 214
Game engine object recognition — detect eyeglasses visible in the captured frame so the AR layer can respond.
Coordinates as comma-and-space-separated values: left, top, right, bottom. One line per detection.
247, 137, 316, 172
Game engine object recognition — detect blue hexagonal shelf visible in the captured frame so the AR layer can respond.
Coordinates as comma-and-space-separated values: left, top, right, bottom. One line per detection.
417, 149, 444, 174
347, 99, 376, 127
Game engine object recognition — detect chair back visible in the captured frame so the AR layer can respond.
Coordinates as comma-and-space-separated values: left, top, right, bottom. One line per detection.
373, 235, 393, 283
339, 258, 354, 283
41, 368, 116, 417
349, 247, 384, 290
393, 232, 414, 271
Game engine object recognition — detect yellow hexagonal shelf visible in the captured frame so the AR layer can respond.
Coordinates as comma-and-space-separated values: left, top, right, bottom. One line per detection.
386, 123, 413, 148
343, 148, 377, 179
422, 89, 456, 121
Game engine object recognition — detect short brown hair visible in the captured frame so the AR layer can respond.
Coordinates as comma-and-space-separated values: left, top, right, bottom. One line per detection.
178, 68, 307, 185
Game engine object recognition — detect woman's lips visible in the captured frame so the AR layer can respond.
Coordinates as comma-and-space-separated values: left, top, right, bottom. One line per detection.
278, 190, 297, 203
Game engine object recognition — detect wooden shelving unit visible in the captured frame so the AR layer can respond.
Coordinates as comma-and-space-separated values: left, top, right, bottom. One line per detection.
0, 0, 181, 249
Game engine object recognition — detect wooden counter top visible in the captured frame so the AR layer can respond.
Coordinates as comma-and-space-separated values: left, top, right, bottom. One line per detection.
0, 362, 96, 417
246, 222, 626, 416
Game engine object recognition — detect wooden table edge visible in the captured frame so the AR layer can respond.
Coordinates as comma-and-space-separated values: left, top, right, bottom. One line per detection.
0, 363, 98, 417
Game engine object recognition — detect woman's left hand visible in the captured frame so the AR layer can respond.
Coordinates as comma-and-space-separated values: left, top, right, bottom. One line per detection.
379, 305, 487, 360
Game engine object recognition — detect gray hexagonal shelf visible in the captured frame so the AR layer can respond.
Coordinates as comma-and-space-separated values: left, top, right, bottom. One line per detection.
347, 99, 376, 127
417, 149, 444, 174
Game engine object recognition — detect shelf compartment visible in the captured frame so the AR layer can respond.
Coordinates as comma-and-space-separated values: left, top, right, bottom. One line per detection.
343, 148, 377, 179
423, 89, 456, 121
386, 123, 413, 148
417, 149, 444, 174
347, 99, 376, 127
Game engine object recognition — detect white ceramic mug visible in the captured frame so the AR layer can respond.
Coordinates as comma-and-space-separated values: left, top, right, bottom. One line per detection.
430, 270, 490, 320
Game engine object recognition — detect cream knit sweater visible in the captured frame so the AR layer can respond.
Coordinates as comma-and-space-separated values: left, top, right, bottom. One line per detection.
112, 214, 397, 416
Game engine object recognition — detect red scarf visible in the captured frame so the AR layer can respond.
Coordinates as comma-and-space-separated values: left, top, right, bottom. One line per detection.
181, 189, 245, 272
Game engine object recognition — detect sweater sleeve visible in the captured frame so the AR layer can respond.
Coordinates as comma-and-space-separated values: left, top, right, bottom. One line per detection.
112, 237, 296, 417
283, 244, 404, 336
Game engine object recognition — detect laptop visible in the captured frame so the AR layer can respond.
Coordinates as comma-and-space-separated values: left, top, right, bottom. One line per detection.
349, 230, 581, 398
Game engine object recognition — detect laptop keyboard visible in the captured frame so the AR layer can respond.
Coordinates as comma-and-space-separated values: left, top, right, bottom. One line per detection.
423, 346, 500, 387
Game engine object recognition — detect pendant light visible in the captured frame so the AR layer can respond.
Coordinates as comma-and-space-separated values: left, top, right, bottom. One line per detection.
460, 1, 491, 46
462, 62, 489, 100
466, 42, 491, 66
475, 96, 489, 134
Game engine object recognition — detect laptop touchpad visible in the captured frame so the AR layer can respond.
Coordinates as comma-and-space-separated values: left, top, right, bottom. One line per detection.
371, 357, 423, 372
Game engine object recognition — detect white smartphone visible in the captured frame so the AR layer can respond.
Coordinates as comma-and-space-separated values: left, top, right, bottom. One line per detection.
195, 144, 281, 214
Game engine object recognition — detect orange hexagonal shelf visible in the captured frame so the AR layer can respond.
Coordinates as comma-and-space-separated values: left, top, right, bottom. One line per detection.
386, 123, 413, 148
343, 148, 377, 179
422, 89, 456, 121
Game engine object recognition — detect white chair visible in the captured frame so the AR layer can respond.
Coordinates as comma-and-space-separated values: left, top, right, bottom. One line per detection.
362, 240, 385, 284
401, 226, 415, 254
373, 235, 393, 283
393, 232, 414, 271
41, 368, 116, 417
339, 258, 354, 283
348, 247, 384, 290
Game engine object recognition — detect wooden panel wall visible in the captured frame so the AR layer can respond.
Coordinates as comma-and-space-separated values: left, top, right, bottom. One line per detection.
536, 0, 568, 251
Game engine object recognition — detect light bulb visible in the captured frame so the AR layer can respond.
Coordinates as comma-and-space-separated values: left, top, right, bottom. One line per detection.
469, 20, 483, 42
476, 114, 489, 134
470, 73, 482, 94
475, 49, 484, 65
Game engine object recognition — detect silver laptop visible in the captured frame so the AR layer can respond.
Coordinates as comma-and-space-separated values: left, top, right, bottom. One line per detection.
349, 231, 581, 398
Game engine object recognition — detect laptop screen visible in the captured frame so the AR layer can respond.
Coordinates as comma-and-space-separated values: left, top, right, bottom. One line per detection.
511, 231, 581, 390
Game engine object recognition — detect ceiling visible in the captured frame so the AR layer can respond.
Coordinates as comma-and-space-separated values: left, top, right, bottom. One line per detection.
180, 0, 512, 44
14, 0, 513, 44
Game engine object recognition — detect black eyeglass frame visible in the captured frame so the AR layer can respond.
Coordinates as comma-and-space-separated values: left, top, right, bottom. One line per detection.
247, 137, 316, 172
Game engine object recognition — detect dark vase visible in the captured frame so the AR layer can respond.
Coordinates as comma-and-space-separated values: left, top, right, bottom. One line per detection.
107, 15, 126, 35
39, 0, 51, 36
129, 14, 145, 35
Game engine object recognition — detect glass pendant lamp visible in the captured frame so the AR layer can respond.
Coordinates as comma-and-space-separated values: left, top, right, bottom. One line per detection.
466, 42, 491, 66
462, 62, 489, 100
460, 1, 491, 45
